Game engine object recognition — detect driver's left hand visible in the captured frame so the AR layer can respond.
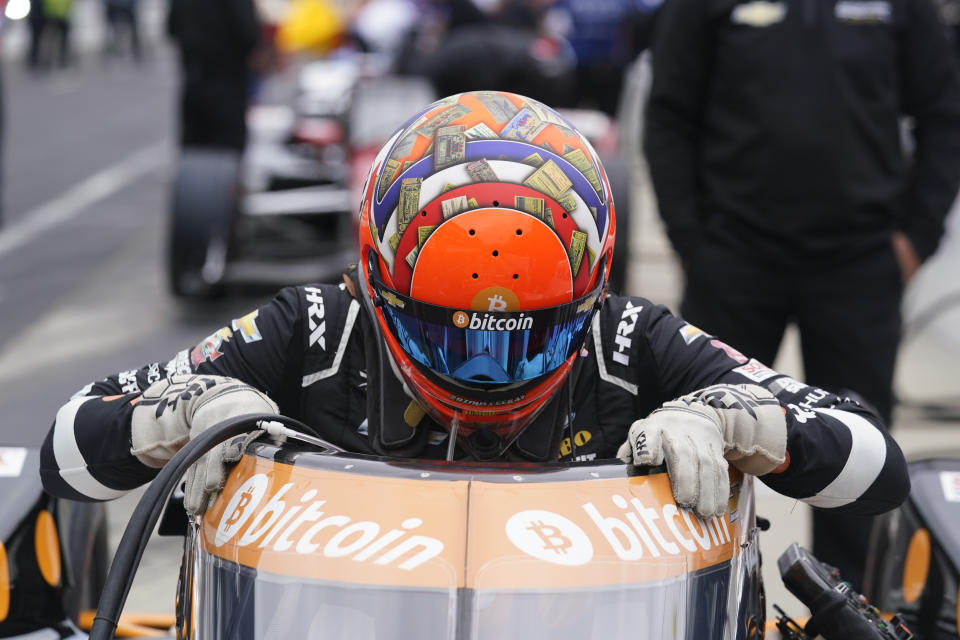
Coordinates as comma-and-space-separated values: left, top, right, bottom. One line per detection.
618, 383, 787, 518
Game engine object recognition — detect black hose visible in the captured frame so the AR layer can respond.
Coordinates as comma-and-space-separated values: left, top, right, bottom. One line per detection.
88, 413, 313, 640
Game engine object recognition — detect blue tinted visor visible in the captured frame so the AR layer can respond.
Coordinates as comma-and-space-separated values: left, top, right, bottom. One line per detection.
372, 276, 602, 387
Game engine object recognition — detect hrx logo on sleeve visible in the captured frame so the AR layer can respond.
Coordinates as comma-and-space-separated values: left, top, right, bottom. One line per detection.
305, 287, 327, 350
611, 302, 643, 366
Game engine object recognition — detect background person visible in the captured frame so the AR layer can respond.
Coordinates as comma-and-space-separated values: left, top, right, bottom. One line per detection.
27, 0, 46, 71
42, 0, 73, 69
644, 0, 960, 589
546, 0, 656, 115
167, 0, 261, 151
102, 0, 141, 62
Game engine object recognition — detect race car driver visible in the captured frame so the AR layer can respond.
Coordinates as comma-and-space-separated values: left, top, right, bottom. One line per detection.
40, 91, 909, 522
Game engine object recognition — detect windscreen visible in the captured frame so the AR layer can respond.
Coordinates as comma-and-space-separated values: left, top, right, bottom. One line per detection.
192, 553, 734, 639
192, 456, 751, 640
194, 553, 456, 640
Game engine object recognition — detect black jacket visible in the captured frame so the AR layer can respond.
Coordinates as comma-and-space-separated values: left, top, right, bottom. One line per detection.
644, 0, 960, 263
41, 281, 909, 516
167, 0, 260, 64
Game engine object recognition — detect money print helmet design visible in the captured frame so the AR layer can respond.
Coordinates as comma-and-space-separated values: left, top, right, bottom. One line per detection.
357, 91, 616, 458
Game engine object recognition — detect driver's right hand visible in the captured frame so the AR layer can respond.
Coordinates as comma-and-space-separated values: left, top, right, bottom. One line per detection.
130, 374, 279, 515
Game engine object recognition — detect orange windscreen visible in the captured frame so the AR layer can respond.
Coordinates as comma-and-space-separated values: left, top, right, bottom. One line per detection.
203, 457, 746, 590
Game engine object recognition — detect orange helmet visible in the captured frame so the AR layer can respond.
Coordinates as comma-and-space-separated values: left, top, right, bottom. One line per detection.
357, 91, 616, 458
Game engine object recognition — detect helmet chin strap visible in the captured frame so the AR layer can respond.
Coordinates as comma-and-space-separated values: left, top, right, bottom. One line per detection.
446, 416, 459, 461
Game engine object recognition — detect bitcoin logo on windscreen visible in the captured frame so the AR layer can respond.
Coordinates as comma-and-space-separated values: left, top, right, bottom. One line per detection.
505, 510, 593, 566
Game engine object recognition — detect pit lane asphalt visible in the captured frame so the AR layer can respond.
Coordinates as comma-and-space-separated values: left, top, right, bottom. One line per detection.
0, 51, 272, 445
0, 46, 272, 616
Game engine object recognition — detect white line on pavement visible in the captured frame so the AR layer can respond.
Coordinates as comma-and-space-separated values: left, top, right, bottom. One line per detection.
0, 141, 169, 258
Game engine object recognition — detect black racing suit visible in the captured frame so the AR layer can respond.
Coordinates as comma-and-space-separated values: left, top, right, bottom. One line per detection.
41, 281, 909, 519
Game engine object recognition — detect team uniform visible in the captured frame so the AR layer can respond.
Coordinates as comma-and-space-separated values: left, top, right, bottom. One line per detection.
41, 277, 909, 516
645, 0, 960, 585
644, 0, 960, 424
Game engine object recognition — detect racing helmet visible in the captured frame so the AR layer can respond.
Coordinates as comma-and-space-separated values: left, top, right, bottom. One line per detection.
357, 90, 616, 457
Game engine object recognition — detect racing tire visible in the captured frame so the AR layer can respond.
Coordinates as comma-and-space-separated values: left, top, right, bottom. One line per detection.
168, 148, 242, 299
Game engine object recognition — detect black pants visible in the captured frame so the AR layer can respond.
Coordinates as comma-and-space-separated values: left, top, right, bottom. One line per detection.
28, 9, 46, 69
680, 239, 903, 590
104, 5, 141, 60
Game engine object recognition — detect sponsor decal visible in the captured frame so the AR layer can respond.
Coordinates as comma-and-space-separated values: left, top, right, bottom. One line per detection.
731, 0, 786, 25
612, 302, 643, 366
576, 294, 599, 315
573, 452, 597, 461
581, 493, 731, 559
208, 455, 745, 590
678, 323, 708, 345
427, 430, 449, 446
232, 310, 263, 344
190, 327, 233, 369
835, 0, 891, 22
505, 510, 594, 566
213, 474, 445, 571
449, 393, 526, 407
940, 472, 960, 503
471, 286, 520, 312
732, 358, 778, 383
305, 287, 327, 350
215, 474, 270, 546
710, 340, 749, 364
469, 471, 743, 590
633, 430, 649, 457
381, 290, 405, 309
559, 430, 593, 458
728, 482, 741, 524
788, 404, 817, 423
453, 311, 534, 331
0, 448, 27, 477
118, 369, 140, 395
768, 376, 808, 395
164, 349, 192, 377
796, 388, 830, 410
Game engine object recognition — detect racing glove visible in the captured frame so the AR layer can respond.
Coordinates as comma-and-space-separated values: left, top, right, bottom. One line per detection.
617, 384, 787, 518
130, 374, 279, 514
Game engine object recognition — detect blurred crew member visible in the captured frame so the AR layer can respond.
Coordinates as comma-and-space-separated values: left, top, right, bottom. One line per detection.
548, 0, 655, 115
43, 0, 73, 69
27, 0, 47, 70
102, 0, 141, 62
645, 0, 960, 588
41, 95, 908, 576
167, 0, 260, 151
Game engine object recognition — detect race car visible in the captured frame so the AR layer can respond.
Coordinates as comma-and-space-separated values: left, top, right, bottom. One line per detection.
14, 415, 922, 639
